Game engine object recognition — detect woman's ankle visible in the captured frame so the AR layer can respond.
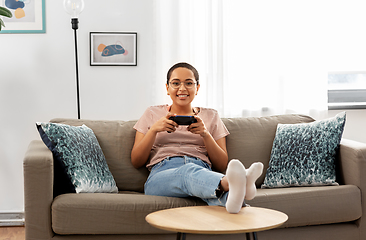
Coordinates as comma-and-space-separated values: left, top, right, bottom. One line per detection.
220, 176, 229, 192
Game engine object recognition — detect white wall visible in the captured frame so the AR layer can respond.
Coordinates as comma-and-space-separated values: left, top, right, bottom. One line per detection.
328, 110, 366, 144
0, 0, 155, 212
0, 0, 365, 213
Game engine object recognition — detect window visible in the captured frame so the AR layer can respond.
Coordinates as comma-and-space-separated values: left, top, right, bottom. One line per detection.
328, 72, 366, 110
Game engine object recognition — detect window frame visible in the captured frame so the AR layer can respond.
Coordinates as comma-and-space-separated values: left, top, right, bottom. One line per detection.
328, 72, 366, 110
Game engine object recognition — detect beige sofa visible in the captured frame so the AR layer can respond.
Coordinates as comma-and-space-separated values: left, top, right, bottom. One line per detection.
23, 114, 366, 240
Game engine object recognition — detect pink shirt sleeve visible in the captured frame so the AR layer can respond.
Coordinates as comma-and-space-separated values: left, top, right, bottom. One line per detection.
133, 105, 168, 135
206, 109, 230, 141
133, 107, 153, 135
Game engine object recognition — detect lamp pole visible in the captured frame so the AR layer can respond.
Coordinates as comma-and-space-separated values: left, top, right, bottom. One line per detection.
64, 0, 84, 119
72, 18, 80, 119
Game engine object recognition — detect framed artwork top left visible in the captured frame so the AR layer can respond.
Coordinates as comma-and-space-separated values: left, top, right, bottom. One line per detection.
0, 0, 46, 34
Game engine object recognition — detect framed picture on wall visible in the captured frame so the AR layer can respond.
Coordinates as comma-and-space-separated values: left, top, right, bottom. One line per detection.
0, 0, 46, 34
90, 32, 137, 66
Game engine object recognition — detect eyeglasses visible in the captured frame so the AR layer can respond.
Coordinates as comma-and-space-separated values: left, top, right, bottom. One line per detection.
169, 80, 197, 89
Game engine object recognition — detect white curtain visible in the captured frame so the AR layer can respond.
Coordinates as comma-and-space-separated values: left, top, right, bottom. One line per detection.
152, 0, 363, 119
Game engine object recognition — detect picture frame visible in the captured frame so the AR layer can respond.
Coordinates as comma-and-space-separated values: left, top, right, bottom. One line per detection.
0, 0, 46, 34
90, 32, 137, 66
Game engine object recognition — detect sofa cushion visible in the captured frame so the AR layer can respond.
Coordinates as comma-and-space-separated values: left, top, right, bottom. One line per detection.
51, 185, 361, 235
51, 192, 206, 235
37, 122, 118, 195
262, 112, 346, 188
247, 185, 361, 228
222, 114, 315, 186
50, 119, 149, 192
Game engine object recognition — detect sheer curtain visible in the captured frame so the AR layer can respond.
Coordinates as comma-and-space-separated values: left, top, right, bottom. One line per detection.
153, 0, 330, 119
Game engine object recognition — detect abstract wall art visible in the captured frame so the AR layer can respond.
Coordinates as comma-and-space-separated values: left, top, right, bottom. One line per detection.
0, 0, 45, 33
90, 32, 137, 66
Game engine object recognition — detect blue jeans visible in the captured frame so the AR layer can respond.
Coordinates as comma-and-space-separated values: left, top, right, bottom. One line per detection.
144, 156, 228, 206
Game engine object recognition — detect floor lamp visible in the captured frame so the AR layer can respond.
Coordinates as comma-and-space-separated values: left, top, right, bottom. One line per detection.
63, 0, 85, 119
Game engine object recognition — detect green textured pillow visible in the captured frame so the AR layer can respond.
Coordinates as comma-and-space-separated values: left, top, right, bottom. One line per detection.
37, 122, 118, 194
261, 112, 346, 188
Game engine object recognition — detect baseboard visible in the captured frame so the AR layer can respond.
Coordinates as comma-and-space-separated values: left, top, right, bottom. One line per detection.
0, 212, 25, 226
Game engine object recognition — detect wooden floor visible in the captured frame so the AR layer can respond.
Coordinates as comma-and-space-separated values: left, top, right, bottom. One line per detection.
0, 227, 25, 240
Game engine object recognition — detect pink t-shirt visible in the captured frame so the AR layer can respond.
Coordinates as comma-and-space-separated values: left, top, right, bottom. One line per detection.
133, 105, 230, 169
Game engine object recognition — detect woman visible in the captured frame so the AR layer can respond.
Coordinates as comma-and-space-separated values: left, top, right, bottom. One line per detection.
131, 62, 263, 213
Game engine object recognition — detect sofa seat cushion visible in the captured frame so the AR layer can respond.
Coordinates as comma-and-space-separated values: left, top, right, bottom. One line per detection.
246, 185, 361, 228
52, 186, 361, 235
51, 192, 206, 235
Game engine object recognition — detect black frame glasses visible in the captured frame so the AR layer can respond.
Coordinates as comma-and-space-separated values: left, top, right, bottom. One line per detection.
169, 80, 197, 89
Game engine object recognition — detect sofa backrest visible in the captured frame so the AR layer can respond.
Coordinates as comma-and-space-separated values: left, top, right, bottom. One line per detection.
50, 114, 314, 192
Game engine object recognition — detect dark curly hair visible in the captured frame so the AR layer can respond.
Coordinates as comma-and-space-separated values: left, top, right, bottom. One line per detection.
166, 62, 199, 85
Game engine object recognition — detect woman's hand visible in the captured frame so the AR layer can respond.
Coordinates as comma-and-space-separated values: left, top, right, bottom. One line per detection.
187, 116, 209, 138
131, 113, 178, 169
151, 113, 179, 133
188, 115, 228, 172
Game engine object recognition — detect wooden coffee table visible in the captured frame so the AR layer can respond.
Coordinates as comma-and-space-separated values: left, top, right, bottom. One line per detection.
146, 205, 288, 240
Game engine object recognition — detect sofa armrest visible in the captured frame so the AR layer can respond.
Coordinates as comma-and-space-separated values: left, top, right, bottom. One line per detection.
24, 140, 54, 240
338, 139, 366, 186
338, 138, 366, 237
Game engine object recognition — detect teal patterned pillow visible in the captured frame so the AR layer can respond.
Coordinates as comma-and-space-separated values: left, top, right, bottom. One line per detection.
37, 122, 118, 194
261, 112, 346, 188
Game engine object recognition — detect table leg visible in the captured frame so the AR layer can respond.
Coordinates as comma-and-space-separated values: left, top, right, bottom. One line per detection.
245, 232, 258, 240
177, 231, 256, 240
176, 232, 186, 240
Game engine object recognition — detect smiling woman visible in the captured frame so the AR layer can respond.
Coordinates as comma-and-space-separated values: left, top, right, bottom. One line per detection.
130, 62, 264, 214
166, 67, 200, 110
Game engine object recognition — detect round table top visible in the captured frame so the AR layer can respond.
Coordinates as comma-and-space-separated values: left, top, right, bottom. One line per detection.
145, 205, 288, 235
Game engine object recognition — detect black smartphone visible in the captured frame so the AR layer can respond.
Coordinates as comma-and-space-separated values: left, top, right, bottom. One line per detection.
169, 115, 197, 125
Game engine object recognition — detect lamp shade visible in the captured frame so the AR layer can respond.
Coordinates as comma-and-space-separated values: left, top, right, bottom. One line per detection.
63, 0, 85, 18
